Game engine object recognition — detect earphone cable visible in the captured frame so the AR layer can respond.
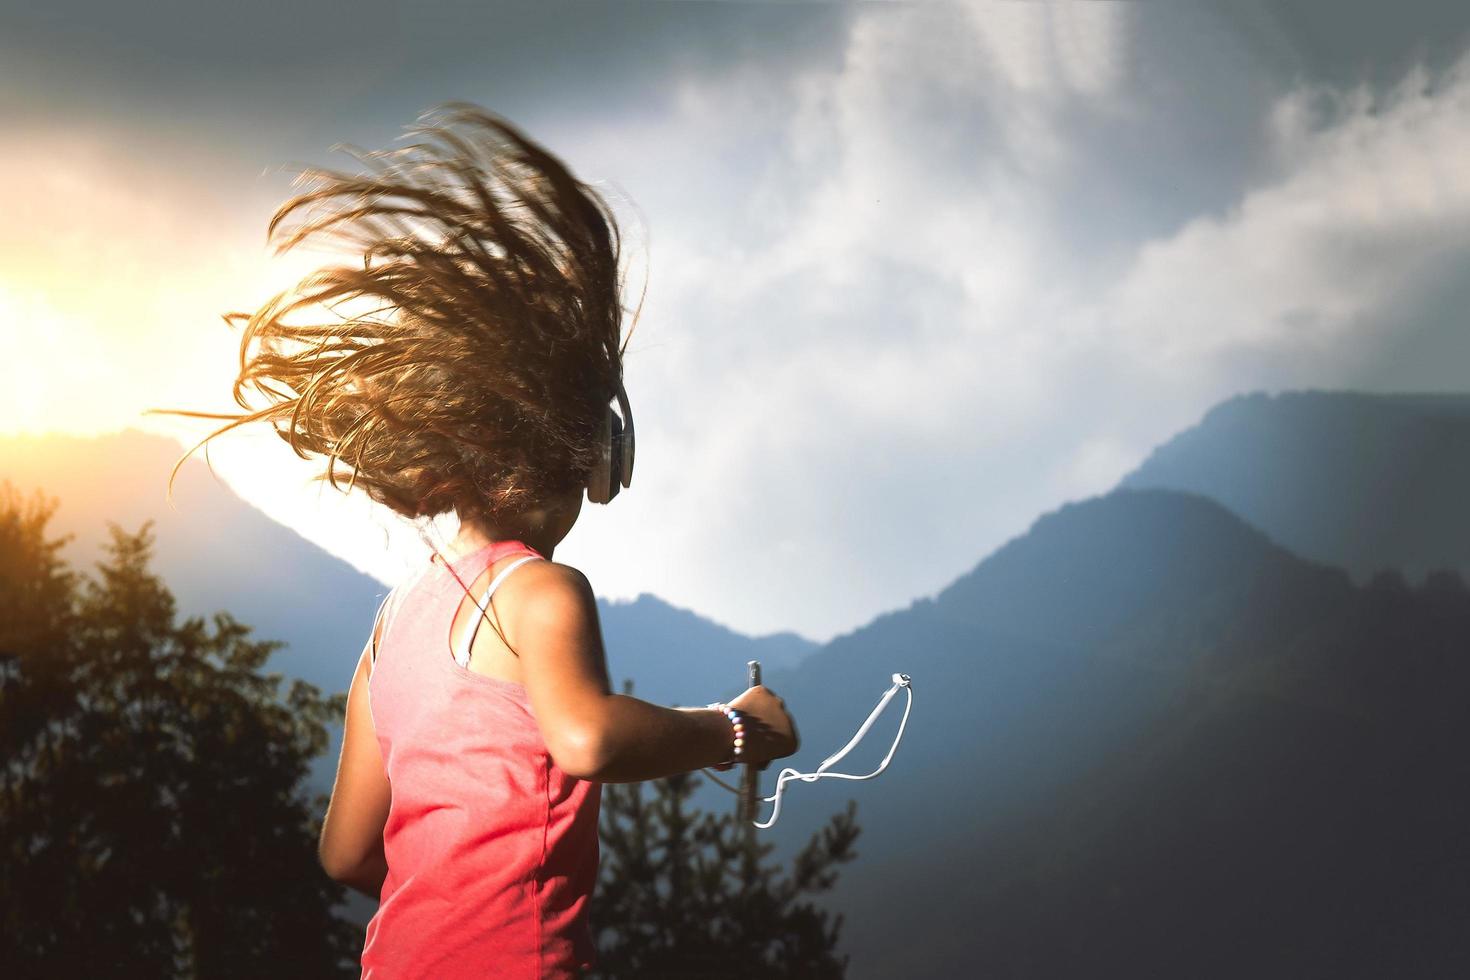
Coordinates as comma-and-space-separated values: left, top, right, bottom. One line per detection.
699, 672, 913, 828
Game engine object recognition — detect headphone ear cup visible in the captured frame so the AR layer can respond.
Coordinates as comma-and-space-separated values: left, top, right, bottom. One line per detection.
618, 409, 634, 490
604, 409, 623, 503
588, 405, 614, 504
614, 377, 634, 490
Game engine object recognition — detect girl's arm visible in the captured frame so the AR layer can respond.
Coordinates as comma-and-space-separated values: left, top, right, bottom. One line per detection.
318, 639, 392, 897
504, 561, 796, 783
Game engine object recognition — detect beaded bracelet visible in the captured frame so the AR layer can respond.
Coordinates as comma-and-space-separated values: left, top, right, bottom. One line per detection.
707, 702, 746, 764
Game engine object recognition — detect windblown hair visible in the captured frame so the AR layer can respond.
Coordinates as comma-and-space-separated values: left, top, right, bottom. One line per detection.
154, 102, 639, 526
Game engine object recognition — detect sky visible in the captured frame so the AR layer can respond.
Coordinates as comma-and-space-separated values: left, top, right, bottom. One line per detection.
2, 0, 1469, 643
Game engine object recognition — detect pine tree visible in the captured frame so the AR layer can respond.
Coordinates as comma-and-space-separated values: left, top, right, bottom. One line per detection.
591, 681, 861, 979
0, 481, 361, 977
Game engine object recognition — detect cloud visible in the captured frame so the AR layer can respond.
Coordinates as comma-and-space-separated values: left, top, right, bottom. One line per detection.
0, 129, 242, 436
572, 4, 1470, 641
1103, 52, 1470, 379
0, 123, 425, 591
6, 4, 1469, 643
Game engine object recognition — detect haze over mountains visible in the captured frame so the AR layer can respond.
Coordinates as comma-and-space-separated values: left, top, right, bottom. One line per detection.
4, 388, 1467, 977
1119, 389, 1470, 588
0, 429, 388, 697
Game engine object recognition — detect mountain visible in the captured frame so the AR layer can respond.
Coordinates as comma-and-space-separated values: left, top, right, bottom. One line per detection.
754, 486, 1470, 978
0, 428, 388, 697
599, 593, 816, 705
1118, 389, 1470, 588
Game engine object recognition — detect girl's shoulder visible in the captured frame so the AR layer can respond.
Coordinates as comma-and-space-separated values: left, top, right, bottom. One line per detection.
490, 556, 600, 638
500, 556, 593, 605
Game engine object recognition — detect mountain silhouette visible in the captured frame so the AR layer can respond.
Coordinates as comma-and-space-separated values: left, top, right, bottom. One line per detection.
600, 592, 816, 705
757, 485, 1470, 978
1118, 389, 1470, 588
0, 428, 388, 698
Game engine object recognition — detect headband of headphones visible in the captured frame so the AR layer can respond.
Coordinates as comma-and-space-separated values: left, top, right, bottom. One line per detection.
587, 376, 634, 504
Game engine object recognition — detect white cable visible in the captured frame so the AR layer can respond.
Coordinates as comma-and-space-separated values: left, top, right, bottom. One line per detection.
700, 672, 913, 829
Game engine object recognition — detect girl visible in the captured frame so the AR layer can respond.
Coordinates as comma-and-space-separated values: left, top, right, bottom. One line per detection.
159, 103, 800, 978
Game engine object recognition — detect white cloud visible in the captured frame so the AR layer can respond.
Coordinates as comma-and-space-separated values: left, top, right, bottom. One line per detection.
563, 6, 1470, 641
7, 7, 1470, 643
1103, 51, 1470, 377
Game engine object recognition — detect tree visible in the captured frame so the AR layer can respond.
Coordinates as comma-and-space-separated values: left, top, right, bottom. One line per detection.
0, 480, 361, 977
591, 682, 861, 979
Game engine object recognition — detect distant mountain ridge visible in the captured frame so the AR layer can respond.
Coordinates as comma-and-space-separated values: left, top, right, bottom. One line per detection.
0, 428, 387, 697
1118, 389, 1470, 588
760, 485, 1470, 978
599, 592, 816, 706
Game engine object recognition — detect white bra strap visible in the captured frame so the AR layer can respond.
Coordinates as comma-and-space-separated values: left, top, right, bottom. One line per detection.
455, 555, 542, 668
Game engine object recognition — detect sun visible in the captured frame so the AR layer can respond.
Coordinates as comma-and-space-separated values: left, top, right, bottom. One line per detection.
0, 281, 110, 438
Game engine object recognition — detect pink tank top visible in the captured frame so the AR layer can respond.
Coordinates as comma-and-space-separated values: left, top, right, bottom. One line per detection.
362, 539, 601, 979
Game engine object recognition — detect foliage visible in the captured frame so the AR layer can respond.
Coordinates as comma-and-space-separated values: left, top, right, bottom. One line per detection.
591, 682, 861, 979
0, 480, 360, 977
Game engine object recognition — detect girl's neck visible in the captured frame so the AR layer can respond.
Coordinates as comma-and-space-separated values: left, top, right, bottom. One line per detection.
448, 491, 581, 562
448, 524, 557, 561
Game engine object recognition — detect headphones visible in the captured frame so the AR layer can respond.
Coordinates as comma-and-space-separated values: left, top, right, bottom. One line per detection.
586, 375, 635, 504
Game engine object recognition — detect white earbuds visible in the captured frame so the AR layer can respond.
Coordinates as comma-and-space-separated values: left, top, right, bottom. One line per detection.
703, 671, 915, 829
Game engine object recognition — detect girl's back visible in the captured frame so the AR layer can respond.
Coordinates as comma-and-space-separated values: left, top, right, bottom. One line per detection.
362, 539, 601, 978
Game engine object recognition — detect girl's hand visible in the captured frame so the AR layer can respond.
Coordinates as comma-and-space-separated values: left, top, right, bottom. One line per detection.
727, 684, 800, 771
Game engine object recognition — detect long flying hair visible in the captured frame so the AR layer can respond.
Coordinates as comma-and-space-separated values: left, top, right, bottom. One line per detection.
148, 101, 644, 653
